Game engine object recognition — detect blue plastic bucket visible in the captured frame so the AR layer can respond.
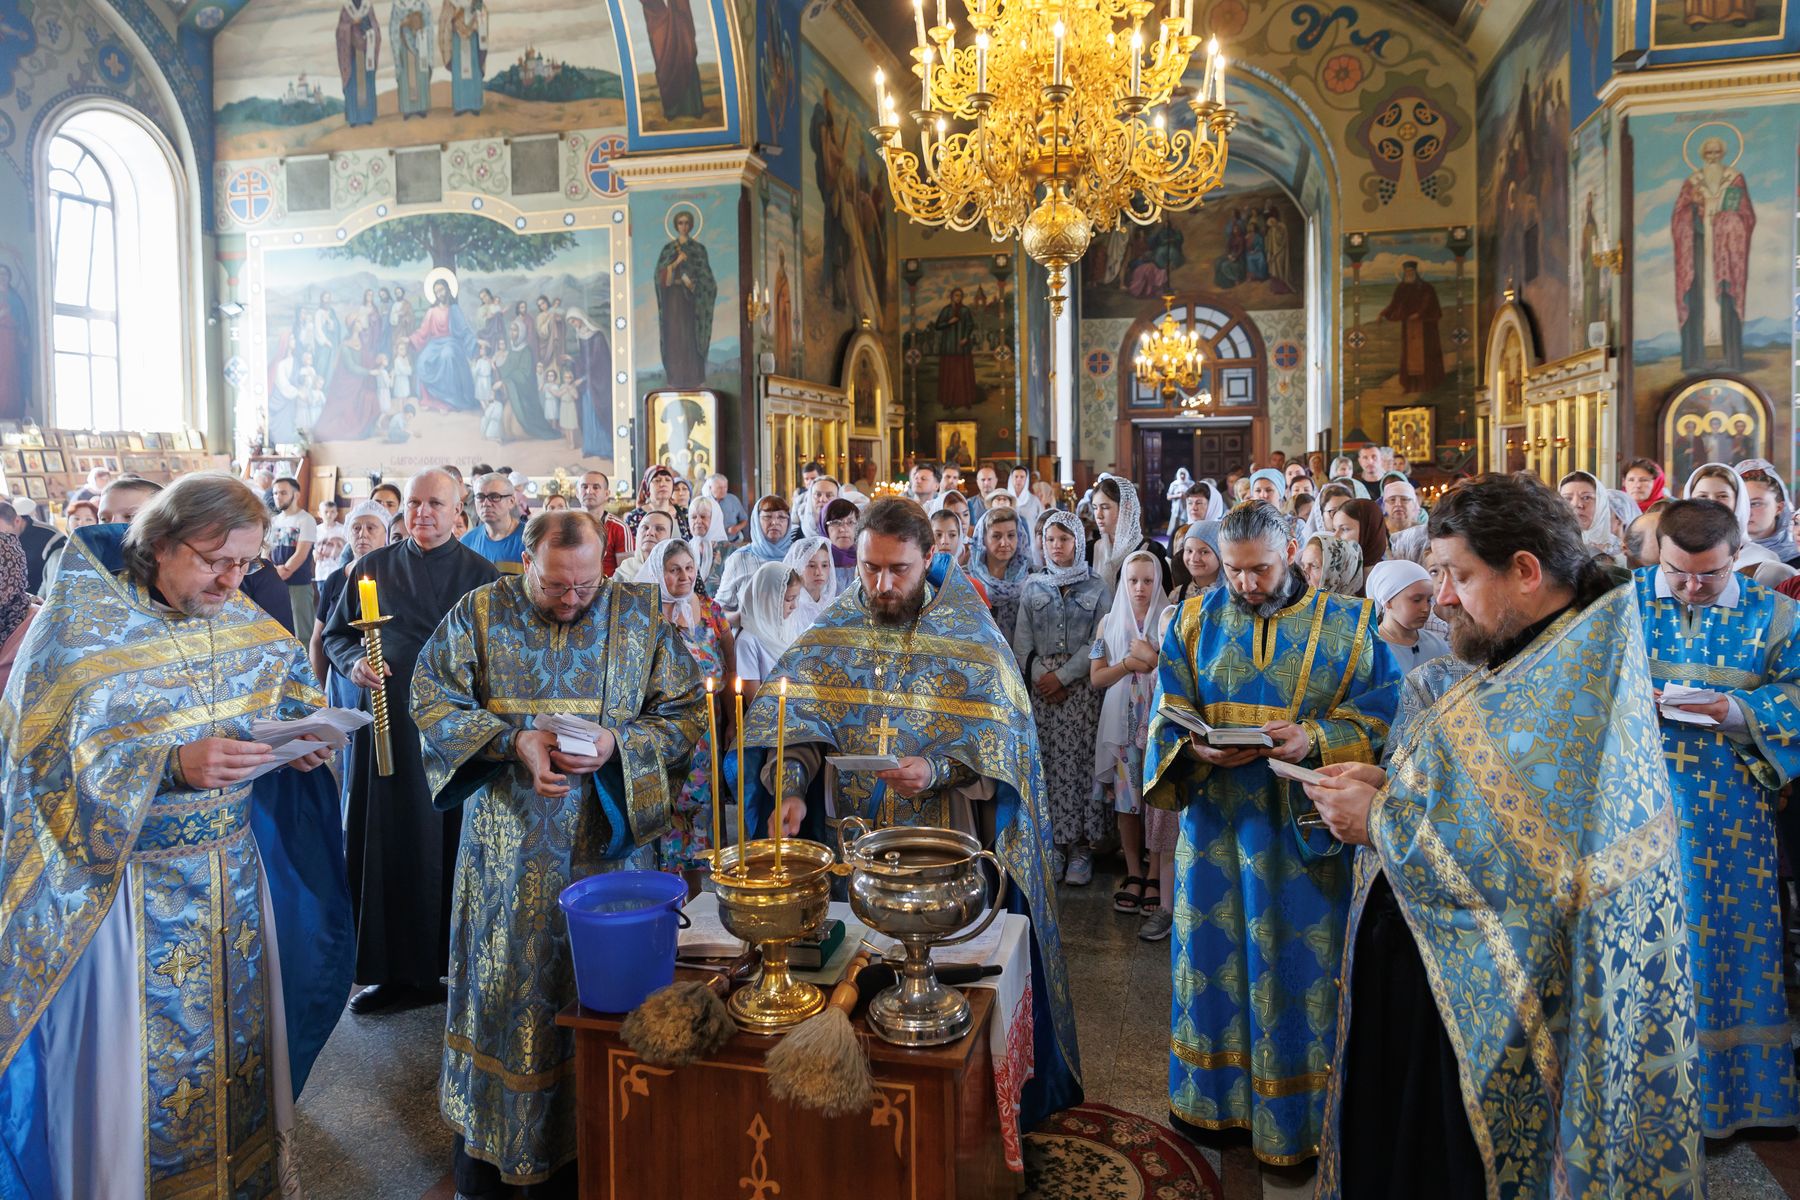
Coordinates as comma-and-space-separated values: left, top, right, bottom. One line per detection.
558, 870, 690, 1013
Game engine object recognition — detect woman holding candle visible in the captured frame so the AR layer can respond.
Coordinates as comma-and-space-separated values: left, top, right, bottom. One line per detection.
641, 538, 735, 880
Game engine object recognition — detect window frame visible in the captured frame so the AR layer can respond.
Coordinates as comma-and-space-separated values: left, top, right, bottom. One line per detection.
34, 97, 197, 435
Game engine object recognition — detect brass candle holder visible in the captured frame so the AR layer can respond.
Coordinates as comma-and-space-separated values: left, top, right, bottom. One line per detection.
350, 614, 395, 777
710, 838, 844, 1032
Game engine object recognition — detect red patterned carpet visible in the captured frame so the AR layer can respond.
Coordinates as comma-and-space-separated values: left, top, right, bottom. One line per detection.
1024, 1103, 1224, 1200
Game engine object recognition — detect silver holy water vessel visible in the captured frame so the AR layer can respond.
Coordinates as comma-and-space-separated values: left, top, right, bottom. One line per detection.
838, 819, 1009, 1046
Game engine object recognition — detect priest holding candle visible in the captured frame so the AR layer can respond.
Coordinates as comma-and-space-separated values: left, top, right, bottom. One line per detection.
734, 496, 1082, 1130
322, 467, 498, 1016
410, 508, 704, 1196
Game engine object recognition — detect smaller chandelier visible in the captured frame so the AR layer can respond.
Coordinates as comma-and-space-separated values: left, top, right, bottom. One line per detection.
1134, 293, 1205, 404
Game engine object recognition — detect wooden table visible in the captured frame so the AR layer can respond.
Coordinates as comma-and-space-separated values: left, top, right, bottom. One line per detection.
558, 984, 1015, 1200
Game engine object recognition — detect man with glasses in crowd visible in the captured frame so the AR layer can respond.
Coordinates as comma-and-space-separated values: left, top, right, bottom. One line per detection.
412, 508, 703, 1197
1382, 475, 1429, 565
1634, 497, 1800, 1138
462, 471, 527, 573
324, 468, 498, 1015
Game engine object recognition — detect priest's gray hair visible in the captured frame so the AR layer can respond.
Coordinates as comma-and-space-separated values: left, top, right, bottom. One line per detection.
122, 472, 269, 588
406, 467, 461, 498
1219, 500, 1294, 550
523, 509, 602, 557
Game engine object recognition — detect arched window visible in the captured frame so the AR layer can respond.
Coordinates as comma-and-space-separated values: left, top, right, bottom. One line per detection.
44, 107, 185, 431
1121, 299, 1265, 411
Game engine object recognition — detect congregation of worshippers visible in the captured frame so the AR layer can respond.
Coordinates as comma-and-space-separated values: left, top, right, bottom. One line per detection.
3, 443, 1795, 1199
15, 0, 1800, 1195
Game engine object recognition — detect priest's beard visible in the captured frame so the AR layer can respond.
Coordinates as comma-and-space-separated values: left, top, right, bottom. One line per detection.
869, 575, 928, 625
1227, 568, 1302, 619
1444, 604, 1530, 664
534, 593, 601, 625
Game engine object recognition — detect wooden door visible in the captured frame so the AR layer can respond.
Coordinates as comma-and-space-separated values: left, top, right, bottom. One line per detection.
1194, 427, 1251, 482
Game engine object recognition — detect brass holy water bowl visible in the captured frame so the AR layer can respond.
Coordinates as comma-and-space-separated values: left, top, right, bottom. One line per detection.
839, 820, 1009, 1046
711, 838, 841, 1032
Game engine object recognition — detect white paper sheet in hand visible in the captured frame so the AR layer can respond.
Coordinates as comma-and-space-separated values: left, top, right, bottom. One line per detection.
535, 713, 605, 757
1659, 684, 1725, 708
827, 755, 903, 772
250, 707, 371, 750
1659, 706, 1720, 727
243, 739, 333, 781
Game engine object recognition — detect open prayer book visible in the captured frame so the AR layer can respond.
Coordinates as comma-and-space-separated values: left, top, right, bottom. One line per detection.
826, 755, 904, 772
1156, 701, 1275, 748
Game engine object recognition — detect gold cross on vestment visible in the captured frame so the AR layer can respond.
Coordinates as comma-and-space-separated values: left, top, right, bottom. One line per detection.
206, 808, 236, 840
161, 1076, 205, 1121
232, 921, 257, 959
871, 715, 899, 758
155, 942, 204, 989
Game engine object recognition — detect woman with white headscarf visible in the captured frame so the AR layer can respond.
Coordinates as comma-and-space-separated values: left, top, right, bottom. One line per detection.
1164, 467, 1195, 535
1089, 548, 1173, 932
638, 537, 733, 875
1684, 461, 1779, 568
782, 535, 836, 635
1735, 458, 1800, 565
1090, 474, 1169, 591
1009, 465, 1044, 537
1558, 470, 1624, 561
686, 493, 730, 595
1366, 559, 1450, 670
736, 561, 799, 700
1014, 510, 1112, 884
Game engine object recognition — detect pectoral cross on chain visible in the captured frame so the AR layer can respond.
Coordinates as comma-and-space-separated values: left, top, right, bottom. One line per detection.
871, 715, 899, 758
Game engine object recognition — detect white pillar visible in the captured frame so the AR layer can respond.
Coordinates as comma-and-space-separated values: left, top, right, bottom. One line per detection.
1054, 298, 1075, 484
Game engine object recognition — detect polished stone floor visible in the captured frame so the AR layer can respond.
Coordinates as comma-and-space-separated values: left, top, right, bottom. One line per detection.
294, 862, 1800, 1198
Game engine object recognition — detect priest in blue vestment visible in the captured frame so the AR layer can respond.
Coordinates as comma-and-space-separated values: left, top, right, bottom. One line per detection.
1143, 500, 1399, 1166
0, 476, 353, 1198
411, 509, 704, 1195
1635, 497, 1800, 1137
1303, 474, 1704, 1198
736, 496, 1081, 1129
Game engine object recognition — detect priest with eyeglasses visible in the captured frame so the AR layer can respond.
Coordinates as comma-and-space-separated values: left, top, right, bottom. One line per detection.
410, 508, 703, 1197
323, 467, 498, 1015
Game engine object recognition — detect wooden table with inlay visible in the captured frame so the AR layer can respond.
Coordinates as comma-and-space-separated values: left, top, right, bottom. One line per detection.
557, 983, 1014, 1200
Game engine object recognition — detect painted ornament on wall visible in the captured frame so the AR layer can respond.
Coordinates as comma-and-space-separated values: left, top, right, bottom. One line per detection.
1351, 77, 1466, 211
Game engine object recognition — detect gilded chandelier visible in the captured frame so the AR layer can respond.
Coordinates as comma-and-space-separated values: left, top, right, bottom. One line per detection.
871, 0, 1236, 315
1134, 293, 1206, 404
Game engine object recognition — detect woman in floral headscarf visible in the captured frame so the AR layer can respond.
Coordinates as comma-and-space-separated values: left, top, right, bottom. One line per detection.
1300, 530, 1364, 596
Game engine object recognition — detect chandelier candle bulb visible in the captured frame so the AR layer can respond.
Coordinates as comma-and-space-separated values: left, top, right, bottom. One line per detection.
975, 32, 988, 91
1214, 55, 1227, 105
1052, 21, 1064, 86
922, 46, 934, 109
913, 0, 927, 46
1129, 30, 1141, 94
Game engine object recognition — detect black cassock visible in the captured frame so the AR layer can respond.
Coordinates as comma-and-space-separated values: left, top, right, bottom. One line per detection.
324, 536, 498, 988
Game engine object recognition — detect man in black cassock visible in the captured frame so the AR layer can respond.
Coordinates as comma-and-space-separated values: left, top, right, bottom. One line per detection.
325, 468, 498, 1014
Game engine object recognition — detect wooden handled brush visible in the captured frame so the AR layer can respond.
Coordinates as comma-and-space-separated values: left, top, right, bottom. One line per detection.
765, 950, 877, 1117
